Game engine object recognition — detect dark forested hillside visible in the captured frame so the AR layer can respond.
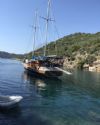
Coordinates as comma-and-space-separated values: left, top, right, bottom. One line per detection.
0, 51, 23, 59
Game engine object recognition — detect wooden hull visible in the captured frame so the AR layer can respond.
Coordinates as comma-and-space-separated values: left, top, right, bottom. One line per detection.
23, 63, 63, 78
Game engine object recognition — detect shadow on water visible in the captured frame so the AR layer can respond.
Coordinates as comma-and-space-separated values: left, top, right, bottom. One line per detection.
22, 71, 63, 98
19, 71, 62, 125
0, 106, 21, 117
0, 102, 53, 125
21, 112, 53, 125
22, 70, 100, 125
0, 104, 53, 125
0, 106, 23, 125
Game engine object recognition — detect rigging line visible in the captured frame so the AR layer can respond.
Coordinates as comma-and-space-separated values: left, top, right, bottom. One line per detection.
32, 10, 38, 57
26, 10, 37, 56
24, 28, 34, 57
50, 6, 60, 56
47, 0, 60, 39
44, 0, 51, 56
43, 0, 54, 56
37, 13, 45, 56
43, 0, 60, 56
50, 2, 60, 39
38, 30, 45, 56
40, 0, 55, 56
53, 21, 60, 56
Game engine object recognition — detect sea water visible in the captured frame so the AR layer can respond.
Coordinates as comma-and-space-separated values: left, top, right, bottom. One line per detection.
0, 59, 100, 125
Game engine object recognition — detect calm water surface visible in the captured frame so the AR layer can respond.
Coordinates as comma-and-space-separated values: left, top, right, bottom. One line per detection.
0, 59, 100, 125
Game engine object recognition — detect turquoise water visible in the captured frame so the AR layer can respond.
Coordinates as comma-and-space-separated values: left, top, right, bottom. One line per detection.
0, 59, 100, 125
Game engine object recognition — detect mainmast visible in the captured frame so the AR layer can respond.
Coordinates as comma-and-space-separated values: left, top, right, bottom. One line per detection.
43, 0, 51, 56
32, 10, 38, 57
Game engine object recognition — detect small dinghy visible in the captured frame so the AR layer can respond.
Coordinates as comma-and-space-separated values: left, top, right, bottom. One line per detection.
0, 95, 23, 108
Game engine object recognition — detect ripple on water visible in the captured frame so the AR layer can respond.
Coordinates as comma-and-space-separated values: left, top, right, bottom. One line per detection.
0, 59, 100, 125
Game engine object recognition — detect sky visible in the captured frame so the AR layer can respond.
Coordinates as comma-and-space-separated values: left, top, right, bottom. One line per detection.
0, 0, 100, 54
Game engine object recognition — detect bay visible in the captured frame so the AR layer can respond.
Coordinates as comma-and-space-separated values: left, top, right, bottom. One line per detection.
0, 58, 100, 125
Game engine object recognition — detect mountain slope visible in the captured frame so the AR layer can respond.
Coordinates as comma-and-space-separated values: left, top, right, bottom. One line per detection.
25, 32, 100, 69
0, 51, 23, 59
27, 32, 100, 57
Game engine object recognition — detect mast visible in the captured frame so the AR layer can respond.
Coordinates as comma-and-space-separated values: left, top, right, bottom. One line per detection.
32, 10, 38, 57
43, 0, 51, 56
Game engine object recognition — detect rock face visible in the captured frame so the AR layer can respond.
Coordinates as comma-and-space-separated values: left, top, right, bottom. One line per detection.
63, 53, 100, 72
89, 60, 100, 72
63, 52, 88, 69
63, 58, 76, 69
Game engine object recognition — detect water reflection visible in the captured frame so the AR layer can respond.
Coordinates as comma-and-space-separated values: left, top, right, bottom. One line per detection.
0, 107, 53, 125
0, 106, 21, 117
0, 107, 22, 125
0, 58, 100, 125
22, 71, 63, 98
21, 112, 53, 125
62, 70, 100, 98
72, 70, 100, 97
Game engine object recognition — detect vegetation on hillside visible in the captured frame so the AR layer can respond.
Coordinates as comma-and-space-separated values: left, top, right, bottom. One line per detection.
1, 32, 100, 68
0, 51, 23, 59
28, 32, 100, 56
26, 32, 100, 67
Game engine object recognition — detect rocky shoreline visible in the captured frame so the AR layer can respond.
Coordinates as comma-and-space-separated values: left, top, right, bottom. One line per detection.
63, 53, 100, 72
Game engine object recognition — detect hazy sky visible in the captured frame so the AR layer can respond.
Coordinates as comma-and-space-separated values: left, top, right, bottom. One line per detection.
0, 0, 100, 54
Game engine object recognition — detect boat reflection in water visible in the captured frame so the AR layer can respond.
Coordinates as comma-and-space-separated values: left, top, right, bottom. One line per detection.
22, 71, 62, 97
